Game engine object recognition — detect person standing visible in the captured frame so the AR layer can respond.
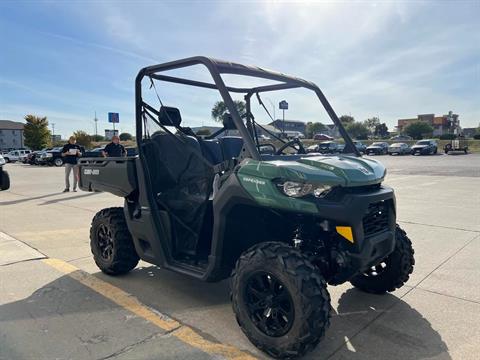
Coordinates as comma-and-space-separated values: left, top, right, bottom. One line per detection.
61, 136, 82, 192
102, 135, 126, 157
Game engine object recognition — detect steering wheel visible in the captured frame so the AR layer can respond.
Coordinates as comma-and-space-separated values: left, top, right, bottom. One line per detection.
275, 138, 307, 155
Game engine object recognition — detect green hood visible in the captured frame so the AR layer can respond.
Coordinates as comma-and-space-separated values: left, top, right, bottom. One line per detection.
238, 155, 386, 187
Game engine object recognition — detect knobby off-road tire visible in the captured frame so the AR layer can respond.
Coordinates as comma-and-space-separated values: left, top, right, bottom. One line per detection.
0, 170, 10, 190
231, 242, 331, 359
90, 207, 139, 275
350, 225, 414, 294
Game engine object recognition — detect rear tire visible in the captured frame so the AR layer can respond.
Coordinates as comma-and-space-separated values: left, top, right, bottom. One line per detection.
232, 242, 331, 359
350, 225, 414, 294
0, 170, 10, 190
90, 207, 139, 275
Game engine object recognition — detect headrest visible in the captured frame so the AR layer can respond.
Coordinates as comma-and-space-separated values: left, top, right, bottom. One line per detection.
159, 106, 182, 127
222, 113, 236, 130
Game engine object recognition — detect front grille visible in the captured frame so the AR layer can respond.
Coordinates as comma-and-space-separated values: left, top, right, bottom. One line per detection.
325, 184, 381, 200
363, 201, 389, 237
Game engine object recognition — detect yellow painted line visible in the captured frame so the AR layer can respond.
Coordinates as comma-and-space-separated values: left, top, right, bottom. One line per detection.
42, 258, 255, 360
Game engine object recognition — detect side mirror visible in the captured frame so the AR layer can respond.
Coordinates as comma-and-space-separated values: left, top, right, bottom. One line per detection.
158, 106, 182, 127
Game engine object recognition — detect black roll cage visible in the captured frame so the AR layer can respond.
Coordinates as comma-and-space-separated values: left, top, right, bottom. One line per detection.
135, 56, 360, 158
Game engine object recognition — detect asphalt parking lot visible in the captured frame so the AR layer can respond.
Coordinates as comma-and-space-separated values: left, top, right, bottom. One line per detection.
1, 153, 479, 359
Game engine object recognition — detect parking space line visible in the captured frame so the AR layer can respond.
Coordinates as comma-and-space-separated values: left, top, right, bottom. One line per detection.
42, 258, 256, 360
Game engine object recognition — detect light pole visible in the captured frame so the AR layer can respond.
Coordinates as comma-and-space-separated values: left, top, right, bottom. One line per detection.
94, 111, 98, 138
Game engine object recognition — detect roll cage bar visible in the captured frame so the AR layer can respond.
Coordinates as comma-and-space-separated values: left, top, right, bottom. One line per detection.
135, 56, 360, 159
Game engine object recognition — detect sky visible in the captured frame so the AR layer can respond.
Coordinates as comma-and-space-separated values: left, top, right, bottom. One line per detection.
0, 0, 479, 138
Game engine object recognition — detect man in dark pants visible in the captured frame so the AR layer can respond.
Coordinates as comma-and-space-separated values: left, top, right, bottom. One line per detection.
61, 136, 82, 192
102, 135, 126, 157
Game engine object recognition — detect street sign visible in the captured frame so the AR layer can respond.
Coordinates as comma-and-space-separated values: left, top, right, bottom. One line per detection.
108, 112, 119, 123
279, 100, 288, 110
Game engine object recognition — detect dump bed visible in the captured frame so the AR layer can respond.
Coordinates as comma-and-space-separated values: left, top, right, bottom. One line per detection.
78, 157, 138, 197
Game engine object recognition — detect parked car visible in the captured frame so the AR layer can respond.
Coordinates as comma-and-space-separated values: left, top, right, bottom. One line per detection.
388, 143, 411, 155
24, 151, 41, 165
352, 140, 367, 153
411, 139, 437, 155
41, 147, 64, 166
0, 154, 9, 190
444, 139, 468, 154
313, 133, 334, 141
390, 134, 412, 141
366, 142, 388, 155
317, 141, 339, 154
125, 147, 138, 156
3, 149, 31, 163
84, 147, 105, 158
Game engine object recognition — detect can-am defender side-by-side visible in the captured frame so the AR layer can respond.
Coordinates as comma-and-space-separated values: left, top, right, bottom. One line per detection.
79, 57, 415, 359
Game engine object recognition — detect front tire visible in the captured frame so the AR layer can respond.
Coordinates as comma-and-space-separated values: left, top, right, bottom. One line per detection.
0, 170, 10, 190
350, 225, 414, 294
90, 207, 139, 275
232, 242, 331, 359
54, 158, 63, 167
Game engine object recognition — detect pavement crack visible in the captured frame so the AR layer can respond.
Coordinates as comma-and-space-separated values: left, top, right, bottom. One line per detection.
414, 287, 480, 305
96, 331, 164, 360
1, 256, 47, 267
397, 220, 479, 233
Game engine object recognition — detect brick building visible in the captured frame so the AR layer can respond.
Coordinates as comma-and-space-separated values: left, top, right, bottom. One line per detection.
0, 120, 25, 150
397, 112, 459, 136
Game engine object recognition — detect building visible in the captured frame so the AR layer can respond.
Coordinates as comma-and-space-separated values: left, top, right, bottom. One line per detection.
397, 111, 459, 136
51, 134, 62, 143
0, 120, 25, 150
462, 127, 478, 138
104, 129, 119, 140
269, 119, 306, 136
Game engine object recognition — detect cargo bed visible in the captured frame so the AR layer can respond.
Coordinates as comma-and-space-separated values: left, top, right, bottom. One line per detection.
78, 157, 138, 197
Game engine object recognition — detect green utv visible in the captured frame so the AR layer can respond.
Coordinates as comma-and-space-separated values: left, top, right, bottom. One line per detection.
79, 57, 415, 359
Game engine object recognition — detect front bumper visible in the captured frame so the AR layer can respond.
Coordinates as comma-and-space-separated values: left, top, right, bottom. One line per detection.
412, 147, 430, 154
313, 185, 396, 284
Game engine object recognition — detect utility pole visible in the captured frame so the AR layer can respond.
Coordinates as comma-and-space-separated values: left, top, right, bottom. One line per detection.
94, 111, 98, 138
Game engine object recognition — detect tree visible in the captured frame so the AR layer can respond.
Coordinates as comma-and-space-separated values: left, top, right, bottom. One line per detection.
73, 130, 92, 148
346, 121, 369, 140
91, 134, 105, 142
403, 122, 433, 140
24, 115, 51, 150
119, 132, 133, 141
374, 123, 389, 138
306, 122, 327, 138
339, 115, 355, 126
196, 129, 211, 136
211, 100, 246, 122
365, 117, 380, 134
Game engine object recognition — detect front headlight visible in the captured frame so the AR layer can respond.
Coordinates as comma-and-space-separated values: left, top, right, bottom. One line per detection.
280, 181, 332, 198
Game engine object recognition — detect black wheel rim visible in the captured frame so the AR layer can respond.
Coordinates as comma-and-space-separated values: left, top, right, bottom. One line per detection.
364, 261, 387, 277
97, 224, 114, 261
244, 272, 294, 337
